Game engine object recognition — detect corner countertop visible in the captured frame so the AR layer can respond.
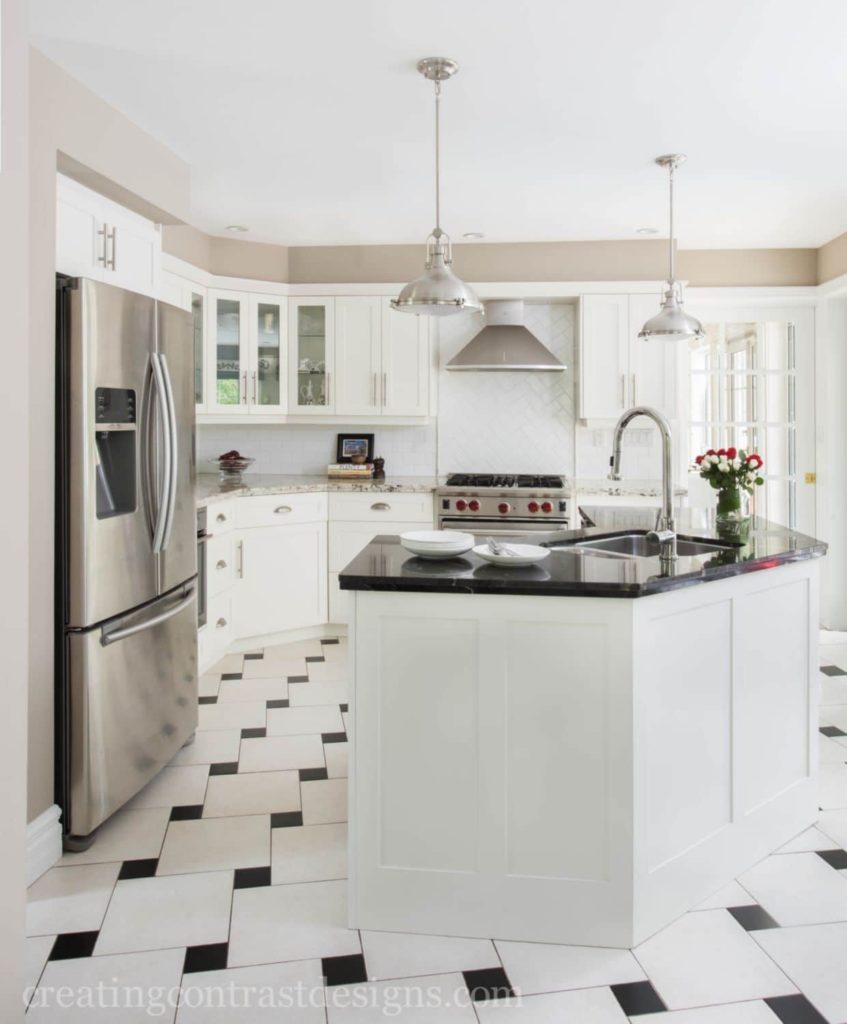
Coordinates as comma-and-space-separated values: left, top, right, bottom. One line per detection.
338, 507, 827, 599
573, 478, 688, 498
196, 473, 439, 507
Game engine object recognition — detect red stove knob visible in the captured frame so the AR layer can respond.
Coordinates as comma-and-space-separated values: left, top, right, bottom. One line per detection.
528, 500, 540, 513
541, 501, 554, 513
498, 502, 510, 514
456, 499, 467, 511
468, 499, 480, 512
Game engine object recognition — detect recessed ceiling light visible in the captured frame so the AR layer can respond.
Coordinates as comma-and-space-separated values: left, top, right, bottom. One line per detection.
636, 227, 658, 235
226, 224, 249, 233
462, 231, 485, 240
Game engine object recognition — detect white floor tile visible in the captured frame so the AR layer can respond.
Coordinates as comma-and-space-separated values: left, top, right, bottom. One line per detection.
301, 778, 347, 824
27, 947, 185, 1023
96, 871, 233, 955
820, 705, 847, 731
25, 935, 55, 996
820, 734, 847, 764
157, 814, 270, 875
342, 712, 349, 733
325, 742, 348, 778
243, 657, 309, 680
266, 705, 344, 736
475, 986, 628, 1023
198, 674, 221, 698
495, 938, 644, 996
197, 701, 266, 732
126, 765, 209, 810
228, 879, 360, 967
694, 880, 755, 910
218, 677, 289, 703
169, 729, 242, 767
776, 827, 837, 854
207, 653, 245, 674
362, 930, 499, 982
633, 909, 796, 1009
60, 807, 171, 866
289, 680, 349, 707
740, 851, 847, 926
325, 973, 477, 1023
754, 921, 847, 1024
635, 1002, 782, 1023
271, 823, 347, 884
176, 959, 326, 1023
821, 676, 847, 706
204, 770, 300, 818
263, 639, 324, 660
818, 808, 847, 848
27, 862, 120, 937
239, 734, 325, 773
819, 763, 847, 809
304, 658, 347, 684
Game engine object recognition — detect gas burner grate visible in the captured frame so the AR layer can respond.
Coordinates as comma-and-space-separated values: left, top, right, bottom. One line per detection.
444, 473, 565, 489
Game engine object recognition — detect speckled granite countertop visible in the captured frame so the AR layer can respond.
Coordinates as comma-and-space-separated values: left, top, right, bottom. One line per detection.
573, 478, 688, 498
196, 473, 439, 507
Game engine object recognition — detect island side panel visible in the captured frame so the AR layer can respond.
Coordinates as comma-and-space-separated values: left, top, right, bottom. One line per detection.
631, 559, 820, 943
349, 589, 639, 946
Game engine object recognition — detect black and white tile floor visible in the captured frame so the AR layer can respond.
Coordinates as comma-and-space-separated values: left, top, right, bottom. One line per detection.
23, 635, 847, 1022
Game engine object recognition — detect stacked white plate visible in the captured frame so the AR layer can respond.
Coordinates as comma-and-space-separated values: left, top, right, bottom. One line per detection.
400, 530, 475, 560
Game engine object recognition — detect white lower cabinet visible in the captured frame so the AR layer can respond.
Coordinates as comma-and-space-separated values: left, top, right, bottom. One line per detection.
201, 592, 233, 670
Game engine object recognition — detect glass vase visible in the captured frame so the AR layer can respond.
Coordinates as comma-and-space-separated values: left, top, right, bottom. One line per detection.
715, 486, 750, 543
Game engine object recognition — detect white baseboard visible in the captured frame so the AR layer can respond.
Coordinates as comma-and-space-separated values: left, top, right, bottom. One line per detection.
230, 623, 347, 654
27, 805, 62, 885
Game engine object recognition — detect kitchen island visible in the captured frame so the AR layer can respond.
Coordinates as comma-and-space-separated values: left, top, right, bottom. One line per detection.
339, 511, 827, 947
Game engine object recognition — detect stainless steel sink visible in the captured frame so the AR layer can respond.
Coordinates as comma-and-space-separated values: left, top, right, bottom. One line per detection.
572, 533, 738, 558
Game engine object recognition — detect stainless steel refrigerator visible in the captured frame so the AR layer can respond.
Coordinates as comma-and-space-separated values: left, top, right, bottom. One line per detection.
56, 276, 198, 848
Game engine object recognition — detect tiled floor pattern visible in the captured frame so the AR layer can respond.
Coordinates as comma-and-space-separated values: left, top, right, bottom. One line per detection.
24, 636, 847, 1021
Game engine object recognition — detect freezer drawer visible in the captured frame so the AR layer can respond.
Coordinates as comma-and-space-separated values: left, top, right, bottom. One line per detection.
65, 584, 199, 839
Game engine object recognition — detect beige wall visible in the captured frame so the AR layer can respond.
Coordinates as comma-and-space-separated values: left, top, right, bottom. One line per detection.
678, 248, 818, 287
28, 51, 191, 824
2, 2, 30, 1016
817, 231, 847, 284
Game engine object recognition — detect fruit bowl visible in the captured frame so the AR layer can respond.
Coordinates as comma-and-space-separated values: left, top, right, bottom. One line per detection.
217, 450, 254, 481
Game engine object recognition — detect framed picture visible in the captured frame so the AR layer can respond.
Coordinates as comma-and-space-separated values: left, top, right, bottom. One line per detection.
336, 433, 374, 463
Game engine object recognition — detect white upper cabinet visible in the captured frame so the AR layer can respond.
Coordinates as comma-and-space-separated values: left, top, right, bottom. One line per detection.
160, 273, 208, 412
579, 293, 680, 422
335, 297, 382, 416
207, 290, 249, 414
289, 298, 336, 414
381, 300, 430, 417
248, 294, 287, 414
56, 175, 161, 298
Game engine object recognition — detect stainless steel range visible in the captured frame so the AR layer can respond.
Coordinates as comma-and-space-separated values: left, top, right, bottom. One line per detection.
437, 474, 571, 536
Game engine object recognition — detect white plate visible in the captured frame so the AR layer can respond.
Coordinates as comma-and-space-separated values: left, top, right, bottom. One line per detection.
400, 530, 475, 547
473, 543, 551, 567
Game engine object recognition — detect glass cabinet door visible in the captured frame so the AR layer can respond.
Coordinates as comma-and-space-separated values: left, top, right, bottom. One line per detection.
208, 290, 247, 413
191, 290, 205, 410
248, 295, 286, 413
288, 298, 335, 413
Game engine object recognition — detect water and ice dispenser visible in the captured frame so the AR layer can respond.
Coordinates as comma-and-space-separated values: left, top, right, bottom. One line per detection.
94, 386, 136, 519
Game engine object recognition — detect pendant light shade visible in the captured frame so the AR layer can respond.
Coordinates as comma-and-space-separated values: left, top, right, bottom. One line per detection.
392, 58, 482, 317
638, 154, 705, 342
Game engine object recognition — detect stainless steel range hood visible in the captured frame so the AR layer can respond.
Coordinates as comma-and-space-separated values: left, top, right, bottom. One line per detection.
446, 300, 566, 371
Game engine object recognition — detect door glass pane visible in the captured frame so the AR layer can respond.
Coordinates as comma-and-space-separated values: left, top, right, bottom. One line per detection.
295, 305, 328, 408
216, 298, 241, 406
191, 292, 204, 405
256, 303, 280, 407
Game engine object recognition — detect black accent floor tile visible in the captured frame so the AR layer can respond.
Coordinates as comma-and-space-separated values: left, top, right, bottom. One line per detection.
322, 953, 367, 987
305, 656, 325, 663
299, 767, 328, 781
267, 699, 289, 709
288, 675, 309, 684
322, 731, 347, 744
462, 967, 515, 1002
118, 858, 158, 880
234, 866, 271, 889
241, 727, 266, 739
817, 848, 847, 870
321, 638, 340, 645
339, 703, 348, 712
170, 804, 204, 820
221, 672, 243, 680
728, 904, 781, 931
49, 931, 99, 961
198, 696, 218, 705
821, 664, 847, 676
765, 993, 829, 1024
209, 761, 239, 776
611, 981, 667, 1016
244, 653, 264, 660
820, 725, 847, 738
183, 942, 229, 974
271, 811, 304, 828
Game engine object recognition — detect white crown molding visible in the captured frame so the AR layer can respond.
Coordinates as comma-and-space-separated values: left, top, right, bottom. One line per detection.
27, 805, 62, 886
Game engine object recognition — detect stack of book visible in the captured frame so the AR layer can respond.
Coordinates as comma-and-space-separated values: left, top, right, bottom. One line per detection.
327, 463, 374, 479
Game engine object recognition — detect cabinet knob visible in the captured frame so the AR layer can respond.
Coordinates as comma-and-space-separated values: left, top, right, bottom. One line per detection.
371, 502, 391, 511
274, 505, 293, 514
216, 513, 227, 523
216, 560, 227, 570
216, 617, 227, 629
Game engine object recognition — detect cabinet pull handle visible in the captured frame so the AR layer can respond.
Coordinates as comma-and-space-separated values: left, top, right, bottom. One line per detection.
241, 372, 247, 403
371, 502, 391, 511
237, 539, 244, 578
215, 513, 227, 523
252, 370, 257, 403
620, 373, 626, 407
383, 372, 388, 407
631, 373, 637, 404
274, 505, 293, 514
108, 226, 117, 271
216, 559, 227, 570
326, 372, 331, 406
216, 617, 227, 629
372, 373, 377, 407
97, 224, 109, 266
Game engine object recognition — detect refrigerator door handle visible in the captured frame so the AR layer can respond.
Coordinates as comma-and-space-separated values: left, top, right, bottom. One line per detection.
150, 354, 172, 553
100, 583, 196, 646
158, 353, 179, 551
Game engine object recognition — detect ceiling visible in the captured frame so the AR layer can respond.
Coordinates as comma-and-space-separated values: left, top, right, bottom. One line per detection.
30, 0, 847, 249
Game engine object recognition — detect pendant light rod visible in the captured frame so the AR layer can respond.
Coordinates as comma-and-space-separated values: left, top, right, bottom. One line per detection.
417, 57, 457, 238
655, 153, 686, 284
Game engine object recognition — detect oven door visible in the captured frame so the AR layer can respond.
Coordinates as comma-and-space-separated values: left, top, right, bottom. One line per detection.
439, 516, 571, 537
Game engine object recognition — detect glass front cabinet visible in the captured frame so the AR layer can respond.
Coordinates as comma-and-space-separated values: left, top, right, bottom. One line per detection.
248, 294, 286, 414
288, 297, 336, 414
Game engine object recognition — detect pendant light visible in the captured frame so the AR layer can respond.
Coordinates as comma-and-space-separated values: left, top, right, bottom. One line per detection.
638, 154, 705, 342
391, 58, 483, 317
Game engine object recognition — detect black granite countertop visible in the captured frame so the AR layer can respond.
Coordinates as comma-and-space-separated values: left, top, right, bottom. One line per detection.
338, 507, 827, 598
